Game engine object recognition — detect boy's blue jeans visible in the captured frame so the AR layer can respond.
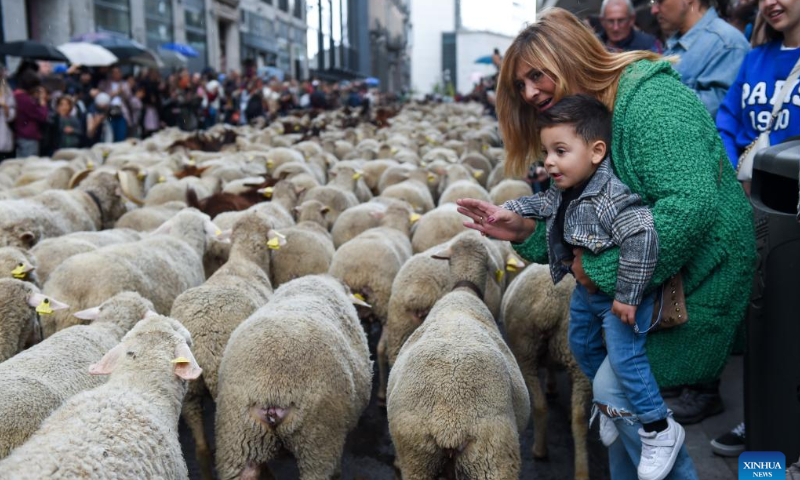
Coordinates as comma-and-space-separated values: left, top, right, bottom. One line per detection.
568, 282, 668, 424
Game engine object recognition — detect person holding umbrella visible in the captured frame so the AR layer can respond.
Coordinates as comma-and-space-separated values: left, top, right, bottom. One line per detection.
12, 70, 48, 157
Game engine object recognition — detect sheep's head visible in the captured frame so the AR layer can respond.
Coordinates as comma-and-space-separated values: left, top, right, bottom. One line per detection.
0, 279, 68, 356
73, 291, 154, 332
89, 314, 202, 383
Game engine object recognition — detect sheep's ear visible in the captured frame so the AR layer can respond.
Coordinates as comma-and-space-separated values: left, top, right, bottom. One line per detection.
27, 293, 69, 311
369, 210, 385, 220
204, 220, 223, 239
19, 232, 36, 249
172, 342, 202, 380
217, 229, 232, 242
74, 306, 101, 321
320, 205, 331, 215
293, 206, 302, 214
431, 247, 452, 261
89, 343, 126, 375
151, 221, 172, 236
409, 212, 421, 224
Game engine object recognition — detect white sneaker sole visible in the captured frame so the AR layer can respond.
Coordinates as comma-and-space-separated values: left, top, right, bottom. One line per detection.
638, 422, 686, 480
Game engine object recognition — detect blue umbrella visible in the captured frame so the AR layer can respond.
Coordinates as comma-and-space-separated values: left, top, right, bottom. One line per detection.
474, 55, 494, 65
160, 42, 199, 58
365, 77, 380, 86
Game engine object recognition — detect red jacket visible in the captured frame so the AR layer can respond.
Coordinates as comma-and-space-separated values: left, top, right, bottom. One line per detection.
13, 90, 48, 140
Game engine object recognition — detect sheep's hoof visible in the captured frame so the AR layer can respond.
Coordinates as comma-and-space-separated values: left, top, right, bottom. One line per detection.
574, 471, 590, 480
532, 445, 549, 460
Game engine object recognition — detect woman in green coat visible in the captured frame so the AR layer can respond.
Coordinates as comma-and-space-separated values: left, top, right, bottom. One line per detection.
458, 8, 755, 479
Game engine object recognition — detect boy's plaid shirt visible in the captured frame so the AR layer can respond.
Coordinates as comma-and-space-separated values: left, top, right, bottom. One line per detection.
502, 158, 658, 306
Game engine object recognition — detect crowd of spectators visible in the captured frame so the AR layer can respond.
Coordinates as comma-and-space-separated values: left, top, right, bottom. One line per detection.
0, 59, 387, 159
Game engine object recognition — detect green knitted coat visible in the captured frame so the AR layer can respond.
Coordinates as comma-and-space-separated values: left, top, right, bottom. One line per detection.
513, 60, 756, 387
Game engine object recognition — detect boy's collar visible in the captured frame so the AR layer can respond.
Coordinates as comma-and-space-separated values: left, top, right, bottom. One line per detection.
575, 157, 613, 200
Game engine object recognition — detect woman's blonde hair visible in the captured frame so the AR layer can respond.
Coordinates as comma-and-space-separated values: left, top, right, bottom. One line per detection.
497, 8, 661, 176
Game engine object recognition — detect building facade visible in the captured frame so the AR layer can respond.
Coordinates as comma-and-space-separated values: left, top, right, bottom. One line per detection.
409, 0, 536, 96
1, 0, 308, 80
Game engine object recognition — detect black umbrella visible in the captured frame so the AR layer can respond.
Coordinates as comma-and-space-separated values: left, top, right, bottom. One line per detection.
71, 32, 147, 61
0, 40, 68, 61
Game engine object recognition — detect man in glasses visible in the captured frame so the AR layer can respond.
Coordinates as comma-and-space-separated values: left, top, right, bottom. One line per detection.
600, 0, 662, 52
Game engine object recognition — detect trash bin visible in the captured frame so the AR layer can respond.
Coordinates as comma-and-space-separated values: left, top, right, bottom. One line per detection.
745, 138, 800, 460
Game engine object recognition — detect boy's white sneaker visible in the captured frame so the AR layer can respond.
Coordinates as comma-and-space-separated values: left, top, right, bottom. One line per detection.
600, 414, 619, 446
637, 417, 685, 480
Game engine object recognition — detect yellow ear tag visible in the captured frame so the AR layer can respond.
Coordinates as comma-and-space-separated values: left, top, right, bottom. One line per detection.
247, 154, 254, 161
267, 237, 282, 250
390, 147, 398, 154
425, 136, 435, 144
158, 176, 166, 183
215, 230, 222, 237
410, 213, 421, 223
420, 161, 427, 167
102, 151, 109, 159
482, 145, 489, 151
36, 298, 53, 315
294, 125, 301, 131
495, 269, 505, 283
170, 357, 190, 364
266, 160, 274, 169
353, 293, 366, 302
427, 174, 436, 183
188, 159, 196, 166
352, 172, 362, 180
506, 257, 522, 272
86, 161, 94, 170
11, 263, 26, 279
137, 171, 146, 180
473, 170, 483, 179
262, 187, 274, 199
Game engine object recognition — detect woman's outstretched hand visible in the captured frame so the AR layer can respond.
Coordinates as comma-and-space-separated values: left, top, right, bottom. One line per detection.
456, 198, 536, 243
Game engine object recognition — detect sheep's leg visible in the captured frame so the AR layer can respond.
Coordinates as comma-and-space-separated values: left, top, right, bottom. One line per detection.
569, 368, 592, 480
182, 380, 214, 480
377, 326, 389, 406
294, 426, 347, 480
516, 350, 548, 459
545, 363, 559, 398
456, 420, 521, 480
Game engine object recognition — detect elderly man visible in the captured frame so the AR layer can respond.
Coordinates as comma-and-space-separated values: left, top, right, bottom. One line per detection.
653, 0, 749, 119
599, 0, 661, 52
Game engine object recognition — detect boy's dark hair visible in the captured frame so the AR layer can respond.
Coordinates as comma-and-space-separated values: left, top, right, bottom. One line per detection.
537, 94, 612, 147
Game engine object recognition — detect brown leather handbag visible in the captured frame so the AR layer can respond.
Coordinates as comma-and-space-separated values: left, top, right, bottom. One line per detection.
650, 272, 688, 331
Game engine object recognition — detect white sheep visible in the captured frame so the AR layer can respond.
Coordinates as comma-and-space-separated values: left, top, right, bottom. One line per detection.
171, 210, 280, 480
380, 179, 435, 213
0, 291, 153, 459
330, 197, 405, 249
0, 247, 38, 286
29, 228, 142, 285
270, 213, 335, 288
0, 314, 202, 480
214, 274, 372, 480
299, 184, 359, 230
0, 279, 68, 362
410, 203, 467, 254
489, 179, 534, 206
502, 263, 592, 480
327, 163, 372, 202
42, 209, 218, 336
387, 233, 530, 479
0, 170, 128, 248
438, 179, 491, 206
114, 200, 186, 231
383, 231, 507, 404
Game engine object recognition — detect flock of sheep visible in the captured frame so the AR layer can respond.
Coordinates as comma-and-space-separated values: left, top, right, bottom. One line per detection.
0, 103, 592, 480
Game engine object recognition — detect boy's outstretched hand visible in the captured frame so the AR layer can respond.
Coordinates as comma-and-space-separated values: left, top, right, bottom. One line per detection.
612, 300, 637, 326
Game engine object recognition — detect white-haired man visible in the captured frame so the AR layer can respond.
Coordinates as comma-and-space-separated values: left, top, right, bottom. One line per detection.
599, 0, 661, 52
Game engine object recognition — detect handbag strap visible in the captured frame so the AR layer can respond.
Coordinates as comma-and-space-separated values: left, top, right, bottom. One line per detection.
765, 56, 800, 132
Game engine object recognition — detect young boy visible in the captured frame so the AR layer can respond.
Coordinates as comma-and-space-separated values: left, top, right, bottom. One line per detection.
497, 95, 684, 480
